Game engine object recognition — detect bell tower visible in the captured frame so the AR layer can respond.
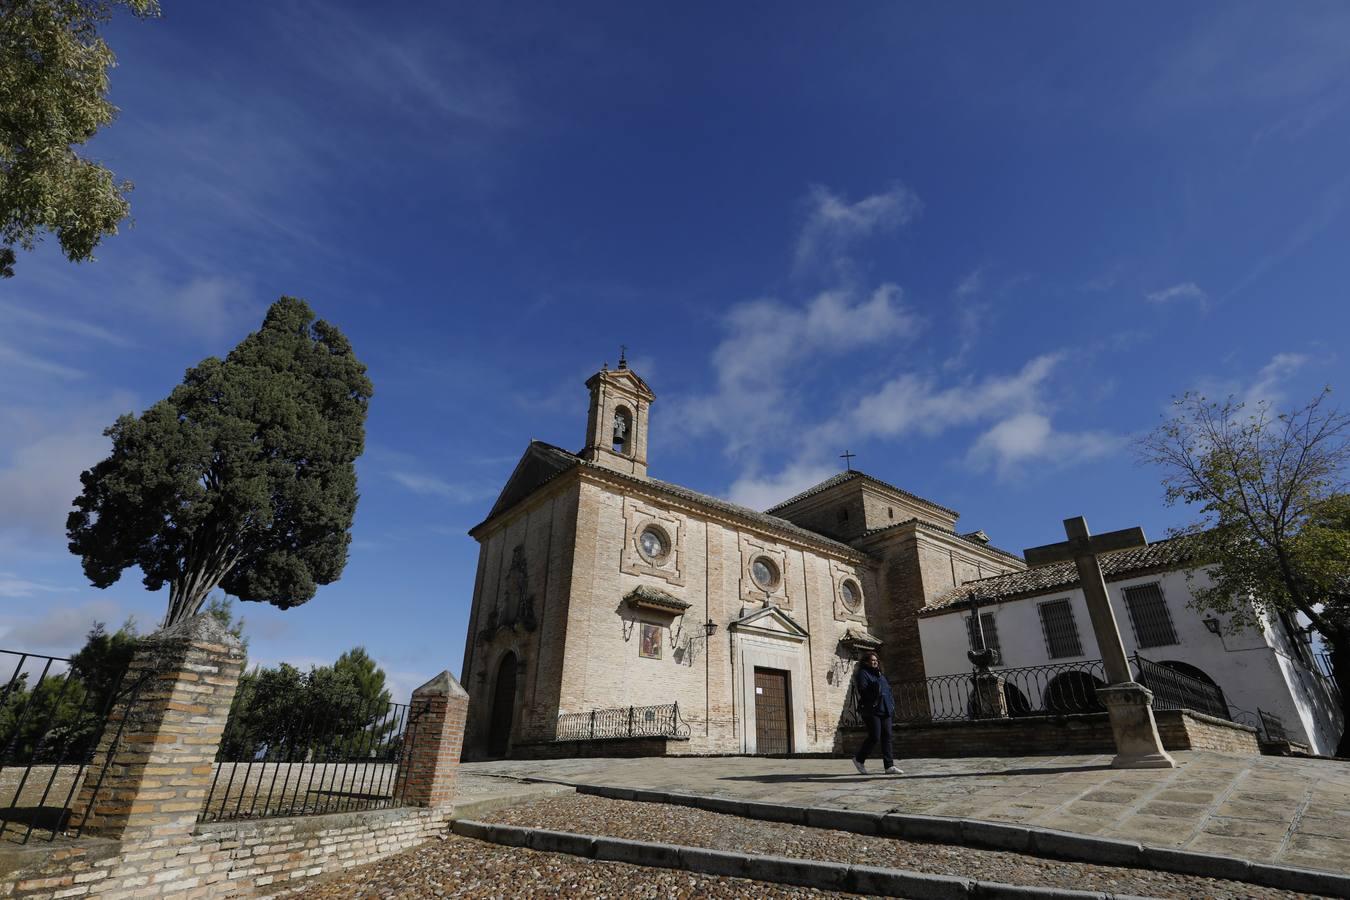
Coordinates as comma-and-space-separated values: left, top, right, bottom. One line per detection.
582, 351, 655, 479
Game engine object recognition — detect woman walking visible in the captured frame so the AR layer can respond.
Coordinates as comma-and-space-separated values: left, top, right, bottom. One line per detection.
852, 651, 902, 775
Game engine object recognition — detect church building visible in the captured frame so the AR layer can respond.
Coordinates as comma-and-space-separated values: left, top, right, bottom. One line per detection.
460, 360, 1023, 758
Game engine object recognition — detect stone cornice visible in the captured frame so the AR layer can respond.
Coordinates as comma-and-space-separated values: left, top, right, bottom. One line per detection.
576, 467, 876, 566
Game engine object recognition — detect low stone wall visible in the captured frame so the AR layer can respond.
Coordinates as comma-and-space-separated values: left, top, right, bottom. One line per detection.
836, 709, 1260, 758
511, 737, 686, 759
1154, 710, 1261, 754
0, 806, 451, 899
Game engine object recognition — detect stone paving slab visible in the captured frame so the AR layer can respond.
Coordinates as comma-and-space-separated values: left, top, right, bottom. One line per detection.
463, 751, 1350, 875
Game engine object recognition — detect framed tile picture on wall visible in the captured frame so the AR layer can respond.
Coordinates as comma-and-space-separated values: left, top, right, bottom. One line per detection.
639, 622, 662, 659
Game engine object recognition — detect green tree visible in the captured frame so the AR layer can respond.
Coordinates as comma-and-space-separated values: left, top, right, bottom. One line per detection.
1139, 389, 1350, 756
67, 297, 373, 627
217, 649, 395, 762
0, 0, 159, 277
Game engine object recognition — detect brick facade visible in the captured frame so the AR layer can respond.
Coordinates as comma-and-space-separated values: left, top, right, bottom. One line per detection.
460, 364, 1025, 759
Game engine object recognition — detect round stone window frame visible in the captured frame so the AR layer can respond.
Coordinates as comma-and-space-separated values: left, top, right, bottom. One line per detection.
750, 556, 781, 591
637, 523, 673, 565
840, 577, 863, 612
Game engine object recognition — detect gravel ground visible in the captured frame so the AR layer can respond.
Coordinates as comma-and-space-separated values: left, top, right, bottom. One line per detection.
295, 832, 849, 899
478, 792, 1320, 900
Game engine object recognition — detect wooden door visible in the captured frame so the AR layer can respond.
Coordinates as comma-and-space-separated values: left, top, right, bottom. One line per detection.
753, 667, 792, 754
488, 653, 517, 757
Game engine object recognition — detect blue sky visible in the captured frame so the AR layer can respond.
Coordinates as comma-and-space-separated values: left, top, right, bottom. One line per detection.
2, 2, 1348, 700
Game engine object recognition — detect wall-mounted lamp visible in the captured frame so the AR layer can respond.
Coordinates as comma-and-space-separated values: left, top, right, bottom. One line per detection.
1202, 616, 1221, 635
1295, 626, 1315, 646
703, 618, 718, 638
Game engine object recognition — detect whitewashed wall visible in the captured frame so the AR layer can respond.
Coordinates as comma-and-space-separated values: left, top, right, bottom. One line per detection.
916, 566, 1343, 755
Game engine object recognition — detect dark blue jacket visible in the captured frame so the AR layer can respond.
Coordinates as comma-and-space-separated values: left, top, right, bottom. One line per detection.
854, 666, 895, 717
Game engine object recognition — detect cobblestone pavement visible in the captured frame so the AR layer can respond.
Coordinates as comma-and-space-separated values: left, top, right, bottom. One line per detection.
481, 792, 1318, 898
294, 833, 850, 898
464, 751, 1350, 874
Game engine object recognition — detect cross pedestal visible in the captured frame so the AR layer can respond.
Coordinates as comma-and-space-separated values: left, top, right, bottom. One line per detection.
1024, 517, 1177, 770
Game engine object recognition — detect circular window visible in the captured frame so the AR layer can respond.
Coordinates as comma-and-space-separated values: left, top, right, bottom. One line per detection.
840, 578, 862, 611
751, 557, 779, 590
638, 526, 669, 562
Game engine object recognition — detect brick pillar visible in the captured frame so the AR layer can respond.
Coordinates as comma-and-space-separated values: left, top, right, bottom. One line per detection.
398, 670, 470, 808
72, 612, 245, 841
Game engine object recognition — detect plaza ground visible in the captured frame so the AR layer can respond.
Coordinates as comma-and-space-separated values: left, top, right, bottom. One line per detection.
463, 751, 1350, 873
296, 752, 1350, 897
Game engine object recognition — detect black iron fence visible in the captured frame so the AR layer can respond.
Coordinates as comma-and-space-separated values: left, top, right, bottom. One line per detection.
0, 648, 141, 844
1231, 707, 1288, 743
199, 695, 428, 823
1315, 651, 1342, 699
1134, 654, 1230, 719
841, 655, 1232, 727
555, 702, 691, 742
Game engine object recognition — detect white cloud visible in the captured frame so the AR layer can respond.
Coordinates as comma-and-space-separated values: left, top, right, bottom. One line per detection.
726, 460, 839, 511
389, 470, 491, 503
0, 392, 136, 540
0, 600, 125, 655
847, 354, 1062, 439
966, 412, 1118, 479
0, 343, 86, 380
0, 572, 68, 599
1244, 352, 1309, 409
794, 184, 921, 272
0, 301, 134, 347
1145, 282, 1208, 307
680, 283, 922, 454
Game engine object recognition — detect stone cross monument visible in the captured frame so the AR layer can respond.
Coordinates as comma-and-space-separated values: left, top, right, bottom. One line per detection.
1024, 516, 1177, 769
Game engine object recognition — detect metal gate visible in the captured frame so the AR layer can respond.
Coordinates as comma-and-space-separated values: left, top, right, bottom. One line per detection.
753, 667, 792, 754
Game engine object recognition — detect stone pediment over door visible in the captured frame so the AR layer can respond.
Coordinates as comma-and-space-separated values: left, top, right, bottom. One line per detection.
728, 605, 809, 642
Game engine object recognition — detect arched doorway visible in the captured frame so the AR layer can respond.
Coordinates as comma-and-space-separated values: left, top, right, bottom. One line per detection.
487, 652, 517, 758
1044, 671, 1106, 714
1159, 660, 1219, 688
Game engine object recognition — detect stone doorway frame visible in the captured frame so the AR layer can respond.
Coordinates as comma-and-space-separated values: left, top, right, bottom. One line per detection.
729, 605, 811, 754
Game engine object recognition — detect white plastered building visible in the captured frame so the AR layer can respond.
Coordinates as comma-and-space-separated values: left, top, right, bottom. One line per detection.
916, 539, 1344, 756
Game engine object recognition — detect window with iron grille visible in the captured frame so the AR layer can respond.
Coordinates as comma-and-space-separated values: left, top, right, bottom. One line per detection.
1038, 599, 1083, 659
1123, 582, 1178, 648
965, 612, 1001, 656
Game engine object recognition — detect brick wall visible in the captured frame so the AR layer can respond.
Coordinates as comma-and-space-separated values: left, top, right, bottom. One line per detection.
0, 806, 452, 899
1154, 710, 1261, 754
0, 615, 470, 900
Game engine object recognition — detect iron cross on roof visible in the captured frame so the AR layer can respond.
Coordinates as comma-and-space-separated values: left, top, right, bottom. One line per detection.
1023, 516, 1146, 685
840, 450, 856, 471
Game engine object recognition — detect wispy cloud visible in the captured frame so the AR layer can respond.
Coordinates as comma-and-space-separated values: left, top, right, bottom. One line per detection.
966, 412, 1118, 480
675, 283, 922, 455
0, 392, 135, 540
0, 343, 86, 380
794, 184, 921, 273
389, 471, 492, 504
1244, 352, 1310, 409
0, 600, 125, 654
1145, 281, 1208, 308
0, 301, 134, 348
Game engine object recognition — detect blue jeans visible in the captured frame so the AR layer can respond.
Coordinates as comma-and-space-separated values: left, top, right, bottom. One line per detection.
854, 713, 894, 768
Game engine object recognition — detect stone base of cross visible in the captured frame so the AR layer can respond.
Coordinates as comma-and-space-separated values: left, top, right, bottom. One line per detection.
1025, 516, 1177, 770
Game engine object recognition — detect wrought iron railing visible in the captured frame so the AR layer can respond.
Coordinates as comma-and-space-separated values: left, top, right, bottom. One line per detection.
199, 695, 428, 823
0, 648, 141, 844
1231, 707, 1288, 743
1314, 651, 1342, 698
554, 702, 690, 742
840, 655, 1232, 727
1133, 654, 1230, 719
